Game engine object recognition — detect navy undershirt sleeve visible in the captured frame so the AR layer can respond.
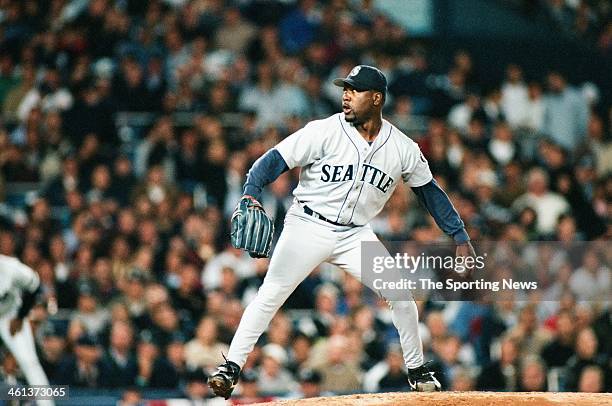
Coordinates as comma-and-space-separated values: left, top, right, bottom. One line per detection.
17, 285, 40, 319
411, 179, 470, 244
243, 148, 290, 201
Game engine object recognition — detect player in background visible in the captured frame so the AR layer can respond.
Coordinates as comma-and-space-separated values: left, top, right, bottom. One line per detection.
0, 254, 54, 406
209, 65, 475, 398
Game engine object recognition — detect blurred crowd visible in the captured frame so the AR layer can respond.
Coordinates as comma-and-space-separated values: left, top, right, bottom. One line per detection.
509, 0, 611, 54
540, 0, 611, 52
0, 0, 610, 402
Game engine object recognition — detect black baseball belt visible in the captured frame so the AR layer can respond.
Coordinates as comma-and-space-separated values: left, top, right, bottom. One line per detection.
301, 203, 352, 227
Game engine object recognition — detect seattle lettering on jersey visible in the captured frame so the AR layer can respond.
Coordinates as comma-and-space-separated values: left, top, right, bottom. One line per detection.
320, 163, 394, 193
275, 113, 433, 226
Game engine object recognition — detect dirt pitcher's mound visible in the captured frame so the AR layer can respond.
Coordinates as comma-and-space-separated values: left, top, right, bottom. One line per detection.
263, 392, 612, 406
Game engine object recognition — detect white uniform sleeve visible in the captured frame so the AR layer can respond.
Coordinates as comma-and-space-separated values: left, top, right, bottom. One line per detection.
7, 257, 40, 293
16, 265, 40, 293
275, 121, 322, 169
402, 140, 433, 187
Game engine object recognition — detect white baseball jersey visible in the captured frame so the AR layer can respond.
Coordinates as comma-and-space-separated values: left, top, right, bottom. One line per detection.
0, 254, 40, 317
275, 113, 432, 226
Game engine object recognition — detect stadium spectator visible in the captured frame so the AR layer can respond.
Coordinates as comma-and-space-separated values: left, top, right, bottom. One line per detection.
215, 7, 257, 56
184, 316, 228, 372
569, 248, 611, 302
39, 321, 67, 383
257, 343, 298, 394
488, 122, 519, 166
512, 167, 570, 236
301, 283, 340, 338
477, 337, 520, 391
148, 301, 186, 349
286, 333, 313, 374
238, 61, 305, 130
180, 368, 209, 403
203, 246, 255, 291
289, 369, 329, 398
540, 310, 576, 368
583, 114, 612, 175
518, 356, 548, 391
363, 344, 410, 392
337, 273, 368, 316
0, 53, 18, 106
117, 387, 142, 406
145, 333, 188, 388
17, 67, 73, 122
522, 82, 546, 135
302, 73, 335, 120
110, 155, 138, 207
132, 331, 158, 388
450, 367, 476, 391
117, 269, 148, 324
233, 368, 275, 403
564, 327, 610, 391
72, 282, 110, 338
99, 321, 138, 388
432, 334, 472, 389
2, 64, 36, 123
542, 71, 590, 152
279, 0, 320, 55
266, 312, 293, 349
501, 64, 529, 129
311, 335, 362, 394
504, 304, 552, 358
482, 88, 505, 124
578, 365, 606, 393
448, 93, 481, 133
350, 305, 386, 363
56, 334, 103, 387
170, 262, 206, 322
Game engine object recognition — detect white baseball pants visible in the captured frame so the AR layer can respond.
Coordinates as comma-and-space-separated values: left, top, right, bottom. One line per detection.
227, 204, 424, 369
0, 311, 54, 406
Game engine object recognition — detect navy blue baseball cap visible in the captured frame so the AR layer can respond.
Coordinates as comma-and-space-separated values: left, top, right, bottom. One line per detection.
333, 65, 387, 95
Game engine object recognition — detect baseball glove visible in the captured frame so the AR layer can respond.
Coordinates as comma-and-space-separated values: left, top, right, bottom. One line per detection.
231, 195, 274, 258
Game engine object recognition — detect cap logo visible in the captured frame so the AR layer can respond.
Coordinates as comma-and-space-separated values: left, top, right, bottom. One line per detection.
349, 66, 361, 77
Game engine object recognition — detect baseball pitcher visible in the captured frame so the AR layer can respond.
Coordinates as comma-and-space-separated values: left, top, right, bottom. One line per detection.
209, 65, 475, 398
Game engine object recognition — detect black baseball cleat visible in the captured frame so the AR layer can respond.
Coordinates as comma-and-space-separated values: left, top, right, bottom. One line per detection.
208, 355, 241, 399
408, 361, 442, 392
